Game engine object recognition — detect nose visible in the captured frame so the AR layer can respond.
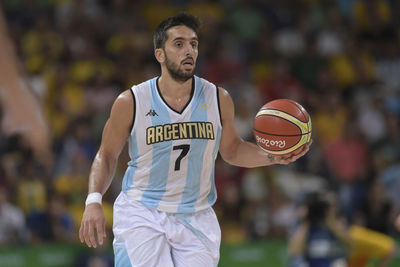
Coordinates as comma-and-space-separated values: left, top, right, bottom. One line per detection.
184, 42, 195, 56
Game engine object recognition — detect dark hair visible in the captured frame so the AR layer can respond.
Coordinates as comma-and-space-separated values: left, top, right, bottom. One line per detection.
305, 192, 330, 225
153, 13, 200, 50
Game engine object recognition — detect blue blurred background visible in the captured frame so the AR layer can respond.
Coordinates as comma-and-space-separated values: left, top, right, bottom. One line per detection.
1, 0, 400, 266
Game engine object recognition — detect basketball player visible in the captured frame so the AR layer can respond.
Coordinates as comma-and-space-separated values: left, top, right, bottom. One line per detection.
79, 13, 311, 267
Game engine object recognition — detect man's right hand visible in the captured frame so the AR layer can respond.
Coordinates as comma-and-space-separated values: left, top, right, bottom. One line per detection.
79, 203, 106, 248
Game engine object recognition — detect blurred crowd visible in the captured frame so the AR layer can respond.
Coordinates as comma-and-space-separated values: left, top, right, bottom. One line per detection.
0, 0, 400, 262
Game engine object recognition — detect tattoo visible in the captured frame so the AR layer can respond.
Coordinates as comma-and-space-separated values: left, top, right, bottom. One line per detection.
267, 154, 275, 161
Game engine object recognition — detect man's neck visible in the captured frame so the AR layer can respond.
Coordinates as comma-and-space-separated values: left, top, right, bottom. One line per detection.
158, 74, 193, 99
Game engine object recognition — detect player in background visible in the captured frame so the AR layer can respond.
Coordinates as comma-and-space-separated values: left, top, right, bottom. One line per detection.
79, 13, 311, 266
288, 191, 351, 267
0, 4, 52, 166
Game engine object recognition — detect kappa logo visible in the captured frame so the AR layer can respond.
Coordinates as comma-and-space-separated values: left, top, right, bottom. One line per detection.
146, 109, 158, 116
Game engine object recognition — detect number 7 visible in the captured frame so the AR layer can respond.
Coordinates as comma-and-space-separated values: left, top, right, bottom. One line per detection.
173, 144, 190, 171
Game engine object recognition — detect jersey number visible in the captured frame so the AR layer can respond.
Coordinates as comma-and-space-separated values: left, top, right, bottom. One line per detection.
173, 144, 190, 171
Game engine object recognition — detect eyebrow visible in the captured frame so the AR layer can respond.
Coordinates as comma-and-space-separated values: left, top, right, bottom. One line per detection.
172, 37, 199, 42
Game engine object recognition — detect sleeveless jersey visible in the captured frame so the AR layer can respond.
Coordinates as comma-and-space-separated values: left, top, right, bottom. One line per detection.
121, 76, 222, 214
305, 225, 347, 267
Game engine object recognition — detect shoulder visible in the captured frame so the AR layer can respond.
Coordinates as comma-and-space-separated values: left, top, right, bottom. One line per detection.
216, 86, 234, 124
114, 89, 134, 107
195, 76, 219, 93
217, 86, 230, 100
195, 75, 230, 101
194, 76, 234, 117
110, 89, 134, 119
105, 89, 135, 132
217, 86, 233, 109
131, 78, 155, 93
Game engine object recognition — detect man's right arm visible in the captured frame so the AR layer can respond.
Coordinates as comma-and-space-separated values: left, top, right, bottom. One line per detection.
79, 90, 133, 248
288, 222, 309, 256
87, 90, 133, 195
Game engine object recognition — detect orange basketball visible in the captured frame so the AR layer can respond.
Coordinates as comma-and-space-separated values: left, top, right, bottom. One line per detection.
253, 99, 312, 156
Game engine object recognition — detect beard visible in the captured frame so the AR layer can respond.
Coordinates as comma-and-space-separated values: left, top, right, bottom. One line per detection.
164, 52, 195, 82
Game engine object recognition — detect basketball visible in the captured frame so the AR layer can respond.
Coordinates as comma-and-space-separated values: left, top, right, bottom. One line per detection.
253, 99, 312, 156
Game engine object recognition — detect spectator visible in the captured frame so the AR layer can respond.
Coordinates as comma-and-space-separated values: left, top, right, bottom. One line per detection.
354, 179, 397, 235
0, 185, 29, 245
351, 179, 396, 267
27, 193, 75, 243
288, 191, 351, 267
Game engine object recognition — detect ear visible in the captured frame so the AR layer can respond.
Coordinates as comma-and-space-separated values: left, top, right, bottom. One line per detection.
154, 48, 165, 64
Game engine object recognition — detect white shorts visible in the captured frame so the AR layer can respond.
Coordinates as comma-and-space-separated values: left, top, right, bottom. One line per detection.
112, 192, 221, 267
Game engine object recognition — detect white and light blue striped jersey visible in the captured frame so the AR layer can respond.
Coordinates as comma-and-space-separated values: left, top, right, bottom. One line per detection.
121, 75, 222, 214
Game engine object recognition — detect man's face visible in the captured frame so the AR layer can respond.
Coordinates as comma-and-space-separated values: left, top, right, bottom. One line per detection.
161, 25, 198, 82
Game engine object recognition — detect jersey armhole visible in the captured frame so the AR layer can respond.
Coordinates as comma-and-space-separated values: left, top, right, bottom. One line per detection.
214, 84, 223, 126
129, 88, 136, 133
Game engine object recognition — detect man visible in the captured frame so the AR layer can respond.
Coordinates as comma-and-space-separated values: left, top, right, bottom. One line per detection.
0, 186, 28, 245
79, 13, 311, 267
288, 192, 351, 267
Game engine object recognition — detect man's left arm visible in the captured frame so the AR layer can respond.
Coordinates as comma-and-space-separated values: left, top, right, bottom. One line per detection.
217, 87, 311, 167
